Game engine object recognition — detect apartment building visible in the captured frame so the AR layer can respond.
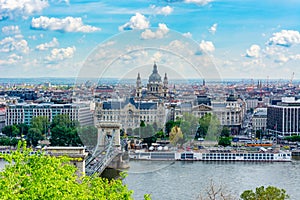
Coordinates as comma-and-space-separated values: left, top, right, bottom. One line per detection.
6, 103, 94, 126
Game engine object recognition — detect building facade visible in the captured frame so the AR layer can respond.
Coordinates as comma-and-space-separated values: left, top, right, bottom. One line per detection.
95, 98, 166, 131
0, 105, 5, 132
267, 98, 300, 136
252, 108, 267, 132
5, 103, 94, 126
171, 95, 243, 134
210, 95, 243, 134
246, 98, 259, 111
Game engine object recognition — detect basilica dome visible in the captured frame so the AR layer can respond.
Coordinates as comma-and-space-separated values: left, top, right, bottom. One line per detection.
148, 63, 161, 83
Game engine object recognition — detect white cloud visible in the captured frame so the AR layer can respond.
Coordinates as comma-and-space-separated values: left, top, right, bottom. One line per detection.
36, 38, 59, 51
0, 53, 23, 65
141, 23, 169, 39
0, 0, 48, 20
209, 23, 217, 34
246, 44, 261, 58
55, 0, 70, 4
184, 0, 213, 5
268, 30, 300, 47
119, 13, 150, 31
151, 5, 173, 16
31, 16, 101, 32
0, 37, 29, 53
199, 40, 215, 53
165, 40, 194, 57
289, 54, 300, 61
274, 54, 289, 64
182, 32, 192, 38
152, 52, 162, 62
2, 25, 21, 35
99, 41, 116, 48
46, 46, 76, 62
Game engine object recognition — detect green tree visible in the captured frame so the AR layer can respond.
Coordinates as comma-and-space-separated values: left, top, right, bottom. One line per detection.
155, 129, 165, 139
198, 114, 212, 138
0, 142, 135, 199
50, 125, 82, 146
140, 124, 156, 147
221, 126, 230, 137
240, 186, 289, 200
255, 129, 263, 139
165, 120, 181, 136
180, 113, 199, 138
0, 137, 20, 146
218, 137, 231, 147
10, 137, 20, 147
16, 123, 29, 136
0, 137, 11, 146
140, 120, 146, 127
169, 126, 183, 146
1, 125, 20, 137
27, 128, 44, 147
199, 113, 221, 141
31, 116, 50, 136
51, 114, 75, 128
50, 115, 82, 147
285, 135, 300, 142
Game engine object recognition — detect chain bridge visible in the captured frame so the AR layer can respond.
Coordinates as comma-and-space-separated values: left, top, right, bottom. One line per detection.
85, 122, 127, 176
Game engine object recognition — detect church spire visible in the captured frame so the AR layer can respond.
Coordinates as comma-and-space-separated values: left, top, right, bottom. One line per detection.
164, 73, 168, 86
136, 72, 141, 87
136, 73, 142, 98
153, 62, 158, 73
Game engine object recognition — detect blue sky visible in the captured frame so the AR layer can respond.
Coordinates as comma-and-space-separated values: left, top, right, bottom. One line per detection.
1, 0, 300, 80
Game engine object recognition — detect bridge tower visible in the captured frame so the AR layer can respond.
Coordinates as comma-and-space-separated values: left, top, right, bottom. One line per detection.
96, 122, 121, 149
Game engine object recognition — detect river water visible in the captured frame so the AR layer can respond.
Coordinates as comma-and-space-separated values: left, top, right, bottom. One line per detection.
1, 159, 300, 199
124, 160, 300, 200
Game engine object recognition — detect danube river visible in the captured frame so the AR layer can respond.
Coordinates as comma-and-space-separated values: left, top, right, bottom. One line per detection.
124, 160, 300, 200
1, 159, 300, 199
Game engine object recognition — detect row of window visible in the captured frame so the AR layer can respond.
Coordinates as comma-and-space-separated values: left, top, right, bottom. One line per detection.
204, 153, 274, 157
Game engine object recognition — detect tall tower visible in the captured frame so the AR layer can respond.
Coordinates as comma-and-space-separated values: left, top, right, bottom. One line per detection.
163, 73, 168, 98
136, 73, 142, 98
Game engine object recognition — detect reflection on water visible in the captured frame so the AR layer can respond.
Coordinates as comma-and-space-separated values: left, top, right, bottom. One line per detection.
124, 160, 300, 200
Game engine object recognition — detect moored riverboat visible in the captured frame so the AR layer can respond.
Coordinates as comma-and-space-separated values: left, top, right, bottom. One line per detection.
129, 149, 292, 162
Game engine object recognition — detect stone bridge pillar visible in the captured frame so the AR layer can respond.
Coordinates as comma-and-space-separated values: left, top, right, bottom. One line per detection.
44, 146, 87, 176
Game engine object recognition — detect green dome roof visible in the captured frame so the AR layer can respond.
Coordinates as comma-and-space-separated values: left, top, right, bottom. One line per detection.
149, 63, 161, 83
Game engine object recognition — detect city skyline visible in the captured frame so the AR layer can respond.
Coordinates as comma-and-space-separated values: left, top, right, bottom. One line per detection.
1, 0, 300, 80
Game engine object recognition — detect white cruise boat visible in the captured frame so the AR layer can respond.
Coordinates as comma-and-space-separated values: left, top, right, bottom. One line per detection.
129, 149, 292, 162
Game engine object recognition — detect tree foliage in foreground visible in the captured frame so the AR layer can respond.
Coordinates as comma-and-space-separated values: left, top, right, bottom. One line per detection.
240, 186, 289, 200
198, 181, 289, 200
0, 142, 134, 200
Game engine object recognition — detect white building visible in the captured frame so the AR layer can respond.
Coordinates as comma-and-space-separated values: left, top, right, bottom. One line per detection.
6, 103, 94, 126
246, 98, 259, 111
252, 108, 267, 132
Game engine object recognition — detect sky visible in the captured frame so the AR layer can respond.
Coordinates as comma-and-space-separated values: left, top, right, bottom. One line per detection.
1, 0, 300, 80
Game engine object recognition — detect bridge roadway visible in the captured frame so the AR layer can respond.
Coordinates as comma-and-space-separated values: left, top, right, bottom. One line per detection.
85, 136, 122, 176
